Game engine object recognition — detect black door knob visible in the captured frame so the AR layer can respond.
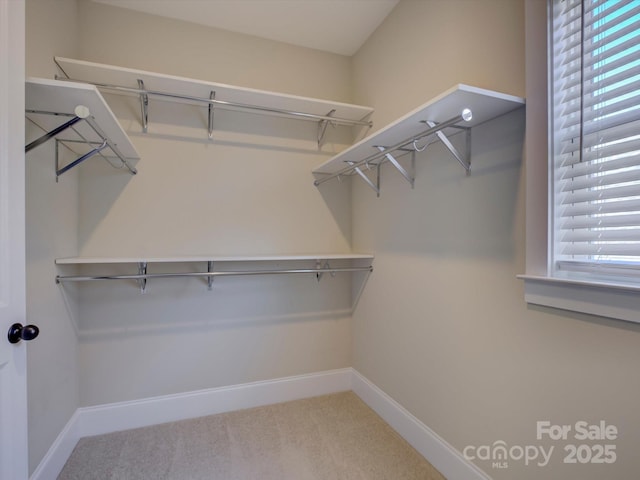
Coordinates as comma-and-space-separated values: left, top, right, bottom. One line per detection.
7, 323, 40, 344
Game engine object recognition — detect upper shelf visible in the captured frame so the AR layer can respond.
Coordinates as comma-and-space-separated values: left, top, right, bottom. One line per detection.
55, 253, 374, 265
312, 84, 525, 190
53, 57, 374, 144
25, 77, 140, 176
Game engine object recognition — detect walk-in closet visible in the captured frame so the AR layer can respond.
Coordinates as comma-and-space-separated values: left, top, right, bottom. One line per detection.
2, 1, 639, 479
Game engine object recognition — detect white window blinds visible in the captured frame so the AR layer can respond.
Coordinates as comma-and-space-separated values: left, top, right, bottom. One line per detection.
551, 0, 640, 280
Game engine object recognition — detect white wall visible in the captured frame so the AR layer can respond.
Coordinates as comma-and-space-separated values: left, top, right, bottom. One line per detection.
351, 1, 640, 479
25, 0, 81, 473
68, 0, 358, 406
76, 0, 353, 103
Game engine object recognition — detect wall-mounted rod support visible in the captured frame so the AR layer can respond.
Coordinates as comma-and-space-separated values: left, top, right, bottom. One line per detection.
137, 79, 148, 133
207, 261, 214, 290
313, 109, 472, 187
316, 260, 324, 282
375, 146, 414, 188
56, 139, 108, 176
138, 262, 147, 293
424, 120, 471, 172
317, 109, 336, 148
348, 161, 379, 196
83, 115, 137, 175
58, 77, 374, 128
26, 106, 137, 176
208, 91, 215, 140
25, 105, 89, 152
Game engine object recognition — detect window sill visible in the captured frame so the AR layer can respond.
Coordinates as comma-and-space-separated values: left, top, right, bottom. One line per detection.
518, 275, 640, 324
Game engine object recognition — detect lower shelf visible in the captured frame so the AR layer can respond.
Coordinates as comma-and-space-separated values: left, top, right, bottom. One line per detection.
55, 254, 374, 293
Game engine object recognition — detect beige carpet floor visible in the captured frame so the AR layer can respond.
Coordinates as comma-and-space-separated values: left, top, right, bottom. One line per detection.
58, 391, 446, 479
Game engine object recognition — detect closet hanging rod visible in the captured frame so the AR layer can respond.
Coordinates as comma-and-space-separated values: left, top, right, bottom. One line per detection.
55, 265, 373, 283
313, 109, 472, 187
56, 77, 374, 128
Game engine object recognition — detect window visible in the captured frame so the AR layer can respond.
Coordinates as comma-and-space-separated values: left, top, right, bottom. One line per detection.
550, 0, 640, 285
519, 0, 640, 323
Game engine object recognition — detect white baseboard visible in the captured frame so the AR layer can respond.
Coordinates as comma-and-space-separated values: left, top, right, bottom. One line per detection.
31, 367, 486, 480
75, 368, 353, 438
352, 370, 491, 480
29, 409, 81, 480
30, 368, 352, 480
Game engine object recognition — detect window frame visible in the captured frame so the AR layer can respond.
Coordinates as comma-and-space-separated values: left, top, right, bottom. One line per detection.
520, 0, 640, 324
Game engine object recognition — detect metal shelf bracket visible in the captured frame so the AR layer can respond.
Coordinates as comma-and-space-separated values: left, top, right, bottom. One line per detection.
55, 138, 108, 178
208, 91, 215, 140
138, 262, 147, 293
317, 109, 336, 148
137, 79, 149, 133
423, 120, 471, 174
207, 261, 214, 290
347, 161, 380, 196
315, 260, 337, 282
375, 146, 414, 188
26, 105, 137, 177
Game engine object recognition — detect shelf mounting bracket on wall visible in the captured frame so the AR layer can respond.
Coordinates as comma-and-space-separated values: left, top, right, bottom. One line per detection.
207, 261, 214, 290
55, 138, 108, 177
423, 120, 471, 174
137, 79, 149, 133
138, 262, 147, 293
317, 109, 336, 149
347, 161, 380, 196
375, 145, 414, 188
208, 91, 215, 140
25, 104, 138, 177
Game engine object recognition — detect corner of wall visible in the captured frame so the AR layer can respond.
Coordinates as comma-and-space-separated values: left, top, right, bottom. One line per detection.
25, 0, 82, 474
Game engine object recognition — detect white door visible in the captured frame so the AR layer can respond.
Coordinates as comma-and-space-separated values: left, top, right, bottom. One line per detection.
0, 0, 29, 479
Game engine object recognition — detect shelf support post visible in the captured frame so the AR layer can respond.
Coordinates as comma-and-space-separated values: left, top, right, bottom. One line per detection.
315, 260, 336, 282
82, 115, 138, 175
424, 120, 471, 173
56, 139, 109, 177
207, 261, 214, 290
55, 140, 61, 183
208, 91, 215, 140
465, 127, 472, 175
347, 161, 380, 196
317, 109, 336, 149
138, 262, 147, 293
137, 79, 149, 133
375, 146, 414, 188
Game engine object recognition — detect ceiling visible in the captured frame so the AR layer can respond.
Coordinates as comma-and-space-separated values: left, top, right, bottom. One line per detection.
91, 0, 400, 56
